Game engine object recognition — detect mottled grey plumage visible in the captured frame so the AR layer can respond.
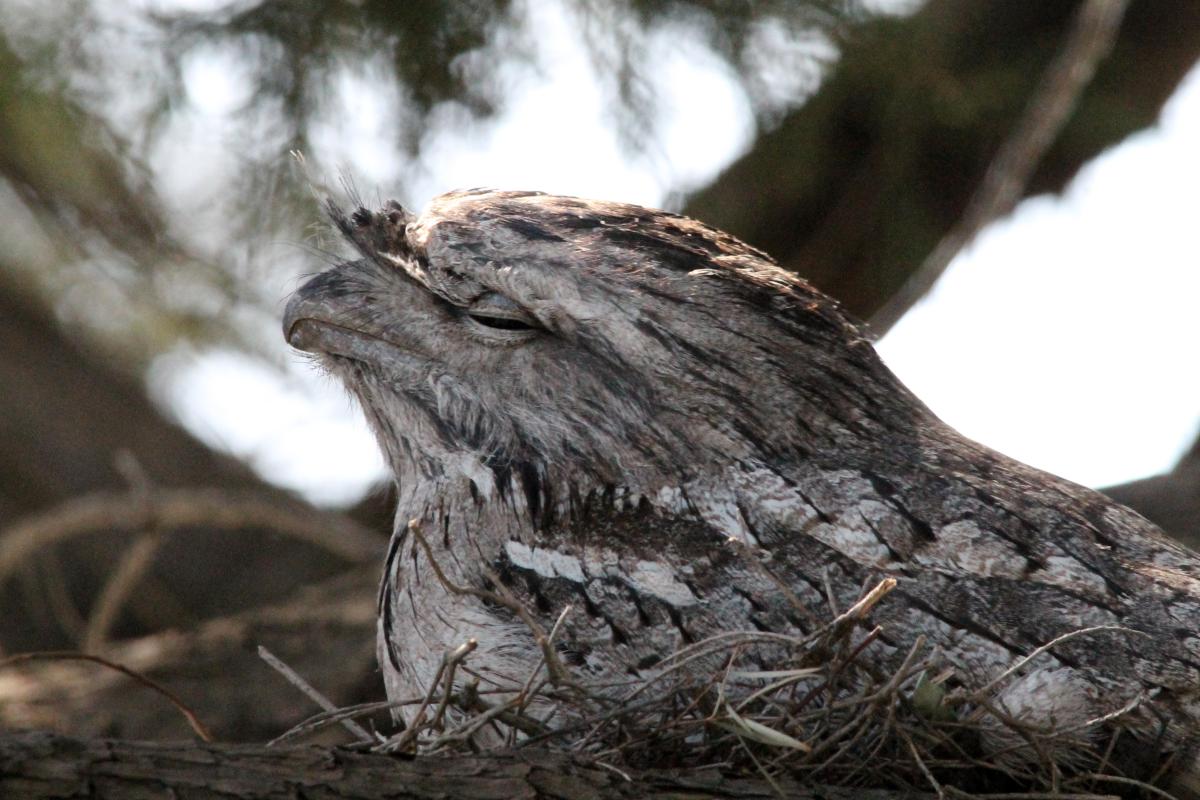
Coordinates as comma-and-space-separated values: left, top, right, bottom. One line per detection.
285, 189, 1200, 784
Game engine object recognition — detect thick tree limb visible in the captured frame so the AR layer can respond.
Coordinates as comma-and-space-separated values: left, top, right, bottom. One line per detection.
869, 0, 1129, 333
0, 730, 927, 800
683, 0, 1200, 324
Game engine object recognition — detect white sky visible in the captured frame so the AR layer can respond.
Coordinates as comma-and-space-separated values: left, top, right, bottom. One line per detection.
161, 2, 1200, 506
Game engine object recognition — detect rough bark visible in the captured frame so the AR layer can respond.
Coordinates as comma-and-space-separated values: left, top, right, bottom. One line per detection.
0, 730, 921, 800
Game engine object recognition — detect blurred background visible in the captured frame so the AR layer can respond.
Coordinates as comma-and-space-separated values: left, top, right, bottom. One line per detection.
1, 0, 1198, 741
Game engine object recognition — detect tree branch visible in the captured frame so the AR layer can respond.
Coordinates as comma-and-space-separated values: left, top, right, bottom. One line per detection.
0, 487, 383, 592
683, 0, 1200, 323
0, 730, 926, 800
868, 0, 1130, 334
1103, 427, 1200, 550
0, 567, 378, 742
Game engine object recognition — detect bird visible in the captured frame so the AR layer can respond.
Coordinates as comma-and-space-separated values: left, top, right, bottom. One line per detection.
284, 188, 1200, 787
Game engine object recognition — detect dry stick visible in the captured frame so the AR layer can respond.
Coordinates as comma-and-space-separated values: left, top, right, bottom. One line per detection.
1067, 688, 1149, 736
870, 0, 1132, 335
1088, 725, 1122, 795
0, 488, 381, 590
952, 625, 1145, 706
430, 695, 524, 748
970, 695, 1066, 786
586, 581, 899, 768
872, 635, 927, 702
837, 694, 899, 787
733, 666, 823, 714
515, 604, 574, 722
454, 686, 553, 741
379, 655, 451, 753
1147, 747, 1182, 791
735, 734, 788, 798
269, 684, 530, 747
378, 639, 484, 753
797, 633, 925, 779
1068, 773, 1180, 800
901, 726, 946, 800
0, 650, 213, 741
821, 569, 840, 618
269, 699, 417, 746
257, 645, 374, 744
828, 578, 896, 636
427, 639, 480, 734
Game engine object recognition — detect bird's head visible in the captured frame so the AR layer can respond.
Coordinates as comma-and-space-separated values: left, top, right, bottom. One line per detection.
285, 189, 919, 504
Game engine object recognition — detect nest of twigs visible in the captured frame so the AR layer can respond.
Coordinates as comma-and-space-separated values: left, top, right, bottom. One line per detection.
268, 533, 1166, 799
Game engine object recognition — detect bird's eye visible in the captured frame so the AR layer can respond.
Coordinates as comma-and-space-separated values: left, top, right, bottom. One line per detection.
464, 292, 539, 337
467, 313, 536, 331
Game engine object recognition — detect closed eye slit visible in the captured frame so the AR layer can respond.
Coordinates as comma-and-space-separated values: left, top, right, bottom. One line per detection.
467, 312, 536, 330
465, 291, 540, 333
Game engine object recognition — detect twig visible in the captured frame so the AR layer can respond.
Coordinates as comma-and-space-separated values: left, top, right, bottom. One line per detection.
408, 519, 581, 694
258, 645, 373, 743
1069, 772, 1180, 800
954, 625, 1146, 705
735, 734, 787, 798
0, 650, 213, 741
828, 578, 896, 636
269, 699, 418, 746
902, 727, 945, 799
517, 604, 573, 712
428, 639, 480, 733
36, 548, 87, 640
378, 665, 447, 753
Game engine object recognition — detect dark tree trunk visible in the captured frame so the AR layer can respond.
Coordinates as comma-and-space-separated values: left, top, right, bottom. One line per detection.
0, 281, 261, 521
1104, 431, 1200, 551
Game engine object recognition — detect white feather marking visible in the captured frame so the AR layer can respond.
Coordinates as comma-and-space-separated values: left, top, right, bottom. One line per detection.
504, 540, 586, 583
809, 502, 894, 567
625, 560, 698, 607
654, 481, 759, 545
